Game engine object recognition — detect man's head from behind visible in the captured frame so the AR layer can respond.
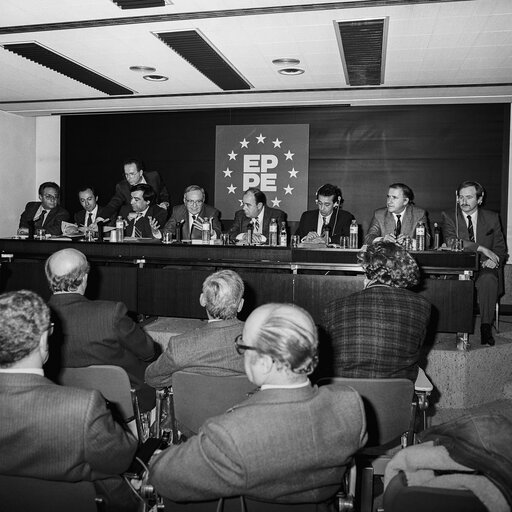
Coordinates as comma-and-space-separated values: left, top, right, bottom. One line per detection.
45, 248, 90, 294
183, 185, 205, 216
359, 241, 419, 288
38, 182, 60, 211
200, 270, 244, 320
0, 290, 50, 368
239, 303, 318, 386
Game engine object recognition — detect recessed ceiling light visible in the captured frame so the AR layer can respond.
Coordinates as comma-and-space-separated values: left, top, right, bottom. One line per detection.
143, 74, 169, 81
130, 65, 157, 73
272, 58, 300, 66
278, 67, 305, 76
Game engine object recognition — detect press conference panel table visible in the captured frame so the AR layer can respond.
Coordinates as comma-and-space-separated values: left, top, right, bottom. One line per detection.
0, 238, 478, 334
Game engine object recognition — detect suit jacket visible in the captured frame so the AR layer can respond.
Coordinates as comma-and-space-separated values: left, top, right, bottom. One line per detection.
74, 206, 109, 226
364, 205, 430, 246
145, 318, 245, 388
19, 202, 70, 235
162, 203, 222, 240
103, 171, 170, 219
228, 206, 287, 242
48, 293, 160, 412
0, 372, 138, 511
149, 384, 366, 503
442, 208, 507, 262
123, 204, 168, 238
295, 208, 355, 240
323, 285, 431, 382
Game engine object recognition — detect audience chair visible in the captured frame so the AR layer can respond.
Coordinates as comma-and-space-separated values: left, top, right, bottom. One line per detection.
60, 365, 149, 442
383, 470, 487, 512
0, 474, 104, 512
170, 371, 256, 440
317, 377, 416, 512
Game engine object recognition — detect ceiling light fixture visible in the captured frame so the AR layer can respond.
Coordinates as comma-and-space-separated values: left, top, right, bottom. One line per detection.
272, 58, 300, 66
278, 67, 305, 76
130, 65, 157, 73
143, 74, 168, 81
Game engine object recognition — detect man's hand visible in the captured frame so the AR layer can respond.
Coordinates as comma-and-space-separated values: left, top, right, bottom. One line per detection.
382, 233, 397, 243
237, 232, 265, 245
158, 202, 170, 210
148, 216, 161, 234
302, 231, 322, 242
17, 228, 28, 235
127, 212, 137, 221
478, 246, 499, 268
193, 216, 206, 231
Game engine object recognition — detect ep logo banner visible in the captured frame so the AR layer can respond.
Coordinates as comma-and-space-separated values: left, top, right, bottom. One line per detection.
215, 125, 309, 220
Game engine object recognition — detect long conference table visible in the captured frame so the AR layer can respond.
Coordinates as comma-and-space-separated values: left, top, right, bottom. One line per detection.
0, 238, 478, 334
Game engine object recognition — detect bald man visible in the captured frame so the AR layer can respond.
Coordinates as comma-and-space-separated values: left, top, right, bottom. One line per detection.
149, 304, 366, 505
45, 248, 160, 412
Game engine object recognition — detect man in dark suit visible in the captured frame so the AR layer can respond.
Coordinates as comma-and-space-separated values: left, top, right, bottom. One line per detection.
18, 182, 70, 236
161, 185, 222, 241
46, 248, 160, 412
122, 183, 168, 239
443, 181, 507, 346
0, 290, 139, 512
103, 157, 170, 219
296, 183, 354, 243
364, 183, 430, 247
228, 187, 287, 244
149, 303, 366, 504
145, 269, 245, 388
324, 241, 431, 382
74, 186, 109, 228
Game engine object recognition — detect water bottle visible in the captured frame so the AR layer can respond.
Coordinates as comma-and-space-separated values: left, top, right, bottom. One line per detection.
202, 217, 211, 244
246, 223, 253, 246
279, 222, 287, 247
416, 222, 425, 251
433, 222, 441, 250
115, 216, 124, 243
269, 218, 278, 246
349, 219, 358, 249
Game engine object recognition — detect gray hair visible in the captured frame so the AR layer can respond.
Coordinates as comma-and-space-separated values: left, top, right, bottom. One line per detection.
45, 249, 90, 293
183, 185, 205, 201
202, 270, 244, 319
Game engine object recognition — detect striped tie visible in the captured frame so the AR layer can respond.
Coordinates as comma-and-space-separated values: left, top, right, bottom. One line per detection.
467, 215, 475, 242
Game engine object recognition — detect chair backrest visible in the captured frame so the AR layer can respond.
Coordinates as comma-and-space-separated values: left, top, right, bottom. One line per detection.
317, 377, 414, 447
172, 371, 256, 437
60, 365, 135, 422
0, 475, 101, 512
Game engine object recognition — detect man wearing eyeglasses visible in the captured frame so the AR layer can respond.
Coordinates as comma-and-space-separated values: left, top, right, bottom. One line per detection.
18, 182, 70, 236
296, 183, 354, 243
149, 303, 366, 505
161, 185, 221, 241
102, 157, 170, 220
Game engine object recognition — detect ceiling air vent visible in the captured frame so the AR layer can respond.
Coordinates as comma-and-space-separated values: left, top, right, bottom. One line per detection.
155, 30, 251, 91
112, 0, 166, 8
3, 42, 133, 95
336, 18, 387, 86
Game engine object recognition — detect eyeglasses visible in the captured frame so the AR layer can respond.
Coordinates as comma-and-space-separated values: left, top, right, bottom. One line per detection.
43, 194, 58, 201
186, 199, 204, 206
234, 334, 259, 355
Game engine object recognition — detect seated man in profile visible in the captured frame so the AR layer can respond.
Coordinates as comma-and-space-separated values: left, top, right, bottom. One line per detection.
0, 290, 139, 512
149, 303, 366, 505
162, 185, 222, 241
18, 181, 70, 236
296, 183, 355, 243
122, 183, 167, 239
228, 187, 286, 244
145, 269, 245, 388
324, 241, 431, 382
46, 248, 160, 412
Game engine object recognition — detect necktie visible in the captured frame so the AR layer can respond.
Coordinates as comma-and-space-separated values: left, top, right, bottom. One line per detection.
321, 217, 328, 236
35, 210, 47, 228
467, 215, 475, 242
190, 215, 196, 239
132, 213, 143, 238
395, 214, 401, 237
253, 218, 260, 233
86, 212, 93, 227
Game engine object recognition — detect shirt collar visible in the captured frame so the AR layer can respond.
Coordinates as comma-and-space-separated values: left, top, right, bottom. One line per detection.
0, 368, 44, 376
261, 381, 310, 390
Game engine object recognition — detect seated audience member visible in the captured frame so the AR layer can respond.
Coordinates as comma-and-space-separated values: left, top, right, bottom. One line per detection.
149, 303, 366, 504
46, 248, 160, 412
145, 269, 245, 388
74, 185, 109, 229
324, 241, 431, 382
228, 187, 287, 244
18, 181, 70, 236
162, 185, 222, 241
103, 157, 170, 219
0, 290, 138, 512
296, 183, 355, 243
364, 183, 430, 247
442, 181, 507, 346
123, 183, 167, 239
